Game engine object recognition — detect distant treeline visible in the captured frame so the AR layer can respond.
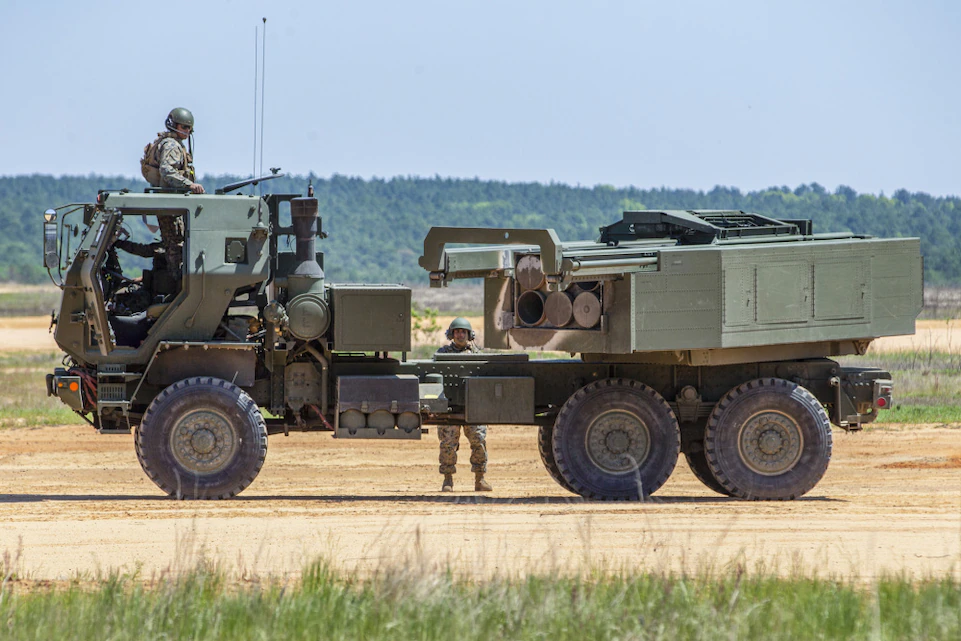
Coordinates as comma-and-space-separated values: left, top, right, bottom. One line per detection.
2, 174, 958, 285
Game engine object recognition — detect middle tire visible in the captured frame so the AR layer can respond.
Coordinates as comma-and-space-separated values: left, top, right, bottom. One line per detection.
552, 378, 680, 500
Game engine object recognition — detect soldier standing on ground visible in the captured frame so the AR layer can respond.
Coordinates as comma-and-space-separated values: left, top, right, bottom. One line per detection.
435, 317, 492, 492
130, 108, 204, 283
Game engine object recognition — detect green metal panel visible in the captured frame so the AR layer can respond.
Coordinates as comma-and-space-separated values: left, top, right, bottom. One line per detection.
869, 238, 923, 334
716, 238, 918, 349
814, 259, 868, 320
631, 249, 721, 350
483, 276, 512, 350
329, 285, 411, 352
446, 247, 515, 276
756, 262, 810, 324
464, 377, 535, 424
723, 265, 754, 327
146, 345, 256, 387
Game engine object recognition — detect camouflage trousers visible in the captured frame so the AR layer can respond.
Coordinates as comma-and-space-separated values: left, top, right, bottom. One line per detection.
437, 425, 487, 475
158, 215, 185, 283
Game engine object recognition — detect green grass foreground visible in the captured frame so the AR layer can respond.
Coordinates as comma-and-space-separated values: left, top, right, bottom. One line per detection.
1, 563, 959, 641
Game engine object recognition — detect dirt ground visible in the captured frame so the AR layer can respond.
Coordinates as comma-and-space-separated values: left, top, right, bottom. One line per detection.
0, 423, 959, 582
1, 316, 959, 582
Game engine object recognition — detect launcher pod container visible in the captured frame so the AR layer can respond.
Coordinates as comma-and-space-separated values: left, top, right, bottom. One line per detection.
41, 186, 921, 501
420, 210, 921, 499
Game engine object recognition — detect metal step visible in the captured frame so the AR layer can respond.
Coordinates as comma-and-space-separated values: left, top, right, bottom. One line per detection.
97, 400, 131, 412
97, 364, 142, 382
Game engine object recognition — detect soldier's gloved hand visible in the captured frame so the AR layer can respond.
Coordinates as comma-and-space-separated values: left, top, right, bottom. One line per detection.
189, 183, 205, 194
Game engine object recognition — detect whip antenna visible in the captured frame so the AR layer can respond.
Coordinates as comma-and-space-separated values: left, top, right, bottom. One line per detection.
252, 25, 258, 179
259, 17, 267, 191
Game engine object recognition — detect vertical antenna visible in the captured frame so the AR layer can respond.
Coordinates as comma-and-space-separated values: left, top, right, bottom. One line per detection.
252, 25, 258, 179
259, 17, 267, 186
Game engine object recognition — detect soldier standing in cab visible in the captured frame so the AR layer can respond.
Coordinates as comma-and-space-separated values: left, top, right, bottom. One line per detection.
142, 107, 204, 194
133, 108, 204, 283
435, 317, 492, 493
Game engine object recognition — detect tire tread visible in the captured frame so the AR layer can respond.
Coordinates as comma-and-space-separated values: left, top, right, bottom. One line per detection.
704, 377, 831, 500
135, 376, 267, 500
552, 378, 679, 500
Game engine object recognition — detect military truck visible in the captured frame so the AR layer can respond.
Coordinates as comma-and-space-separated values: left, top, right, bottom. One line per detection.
42, 180, 922, 500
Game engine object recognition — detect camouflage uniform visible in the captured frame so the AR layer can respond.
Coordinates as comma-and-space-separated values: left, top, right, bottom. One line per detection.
436, 341, 488, 475
435, 341, 483, 355
142, 132, 199, 190
138, 133, 196, 281
155, 214, 185, 282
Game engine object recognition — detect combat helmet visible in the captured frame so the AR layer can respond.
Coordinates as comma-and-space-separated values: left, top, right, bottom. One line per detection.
446, 317, 475, 341
165, 107, 195, 133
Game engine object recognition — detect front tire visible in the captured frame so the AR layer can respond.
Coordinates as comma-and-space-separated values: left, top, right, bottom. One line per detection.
136, 377, 267, 499
552, 379, 679, 500
705, 378, 832, 500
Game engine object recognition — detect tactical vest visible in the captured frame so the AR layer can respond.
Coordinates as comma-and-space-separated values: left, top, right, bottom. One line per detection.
140, 132, 196, 187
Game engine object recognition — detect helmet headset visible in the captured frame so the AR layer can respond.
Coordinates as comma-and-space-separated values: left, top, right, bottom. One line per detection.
445, 317, 475, 341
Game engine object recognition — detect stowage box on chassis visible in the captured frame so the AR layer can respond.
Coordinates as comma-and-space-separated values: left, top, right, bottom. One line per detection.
41, 185, 923, 504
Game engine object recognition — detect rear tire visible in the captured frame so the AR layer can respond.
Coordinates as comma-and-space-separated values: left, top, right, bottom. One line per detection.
136, 377, 267, 499
552, 378, 679, 500
537, 424, 576, 494
705, 378, 831, 500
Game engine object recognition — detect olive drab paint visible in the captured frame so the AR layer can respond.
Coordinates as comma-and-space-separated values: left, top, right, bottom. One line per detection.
42, 190, 922, 501
421, 210, 921, 363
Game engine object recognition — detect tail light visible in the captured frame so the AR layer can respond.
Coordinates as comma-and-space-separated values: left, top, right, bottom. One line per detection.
873, 379, 893, 410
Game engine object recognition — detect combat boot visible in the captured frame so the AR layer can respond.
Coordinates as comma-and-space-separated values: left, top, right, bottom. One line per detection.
441, 474, 454, 492
474, 473, 492, 492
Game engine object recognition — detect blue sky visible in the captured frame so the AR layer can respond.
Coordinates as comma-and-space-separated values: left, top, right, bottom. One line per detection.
3, 0, 959, 196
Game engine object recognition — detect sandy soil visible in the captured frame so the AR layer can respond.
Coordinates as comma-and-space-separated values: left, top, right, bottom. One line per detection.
0, 316, 59, 352
1, 423, 959, 582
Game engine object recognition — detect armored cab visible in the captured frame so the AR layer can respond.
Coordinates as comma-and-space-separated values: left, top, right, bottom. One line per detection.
42, 181, 415, 499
